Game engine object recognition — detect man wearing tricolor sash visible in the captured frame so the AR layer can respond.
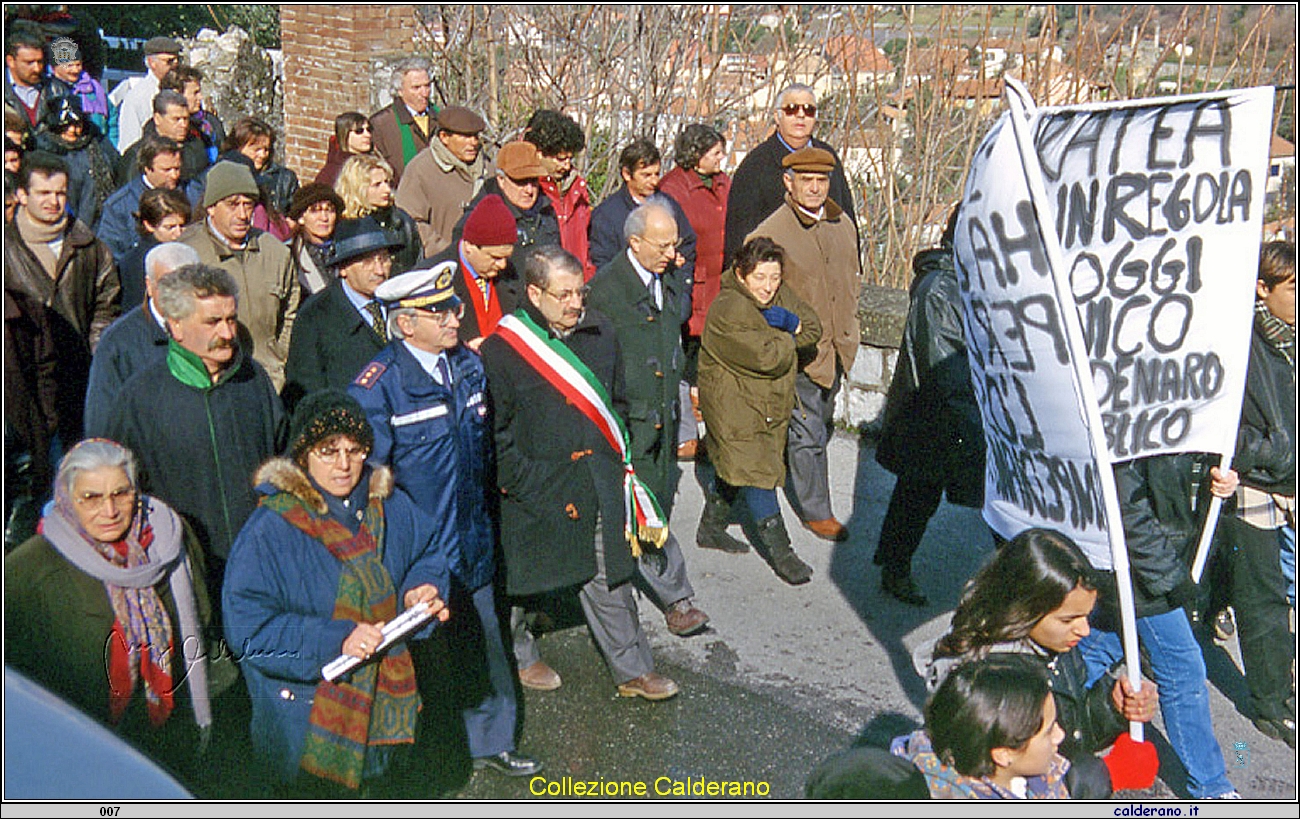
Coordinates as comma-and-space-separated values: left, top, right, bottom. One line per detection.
481, 245, 681, 701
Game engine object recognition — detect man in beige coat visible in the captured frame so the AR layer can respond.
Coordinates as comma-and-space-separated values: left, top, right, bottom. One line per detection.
394, 106, 491, 257
746, 147, 861, 542
181, 160, 297, 391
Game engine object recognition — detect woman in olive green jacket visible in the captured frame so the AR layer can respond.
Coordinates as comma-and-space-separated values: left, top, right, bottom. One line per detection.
697, 237, 821, 584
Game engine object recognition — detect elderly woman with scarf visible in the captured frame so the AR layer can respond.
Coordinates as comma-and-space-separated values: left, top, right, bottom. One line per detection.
4, 439, 215, 764
223, 390, 450, 796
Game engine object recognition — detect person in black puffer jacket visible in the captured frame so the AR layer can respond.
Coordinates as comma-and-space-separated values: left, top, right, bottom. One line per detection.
33, 95, 118, 228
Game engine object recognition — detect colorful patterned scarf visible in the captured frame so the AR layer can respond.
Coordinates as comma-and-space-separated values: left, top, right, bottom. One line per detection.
261, 487, 419, 790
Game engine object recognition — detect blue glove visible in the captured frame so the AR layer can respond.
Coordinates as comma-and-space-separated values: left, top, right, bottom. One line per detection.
761, 306, 800, 333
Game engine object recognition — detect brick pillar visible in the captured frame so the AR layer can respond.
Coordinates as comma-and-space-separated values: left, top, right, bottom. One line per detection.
280, 5, 421, 182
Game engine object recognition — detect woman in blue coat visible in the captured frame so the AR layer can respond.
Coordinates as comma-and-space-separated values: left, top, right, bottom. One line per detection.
223, 390, 449, 795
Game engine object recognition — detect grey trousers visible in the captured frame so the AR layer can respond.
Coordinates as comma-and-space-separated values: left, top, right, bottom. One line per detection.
785, 369, 839, 522
635, 531, 694, 611
511, 522, 654, 684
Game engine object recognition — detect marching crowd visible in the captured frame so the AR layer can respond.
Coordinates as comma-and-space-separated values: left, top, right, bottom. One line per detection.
3, 27, 1295, 801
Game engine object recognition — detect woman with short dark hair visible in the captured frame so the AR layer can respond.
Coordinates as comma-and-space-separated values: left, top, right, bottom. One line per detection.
315, 112, 376, 189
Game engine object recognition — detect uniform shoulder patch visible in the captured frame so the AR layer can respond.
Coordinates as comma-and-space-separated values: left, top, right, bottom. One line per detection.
354, 362, 387, 389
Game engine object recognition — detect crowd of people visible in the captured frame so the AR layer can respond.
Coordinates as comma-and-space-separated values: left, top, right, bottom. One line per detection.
3, 26, 1295, 801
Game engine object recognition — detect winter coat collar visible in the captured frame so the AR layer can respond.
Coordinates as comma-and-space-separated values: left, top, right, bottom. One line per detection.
253, 457, 393, 517
783, 192, 845, 228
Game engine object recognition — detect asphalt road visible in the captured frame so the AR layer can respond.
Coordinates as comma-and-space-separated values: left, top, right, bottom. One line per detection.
451, 433, 1297, 802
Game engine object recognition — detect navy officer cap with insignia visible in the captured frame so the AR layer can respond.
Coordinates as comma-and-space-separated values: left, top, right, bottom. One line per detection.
375, 260, 463, 313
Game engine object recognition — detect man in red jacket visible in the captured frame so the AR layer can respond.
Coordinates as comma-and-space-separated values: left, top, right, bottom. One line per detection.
524, 109, 594, 279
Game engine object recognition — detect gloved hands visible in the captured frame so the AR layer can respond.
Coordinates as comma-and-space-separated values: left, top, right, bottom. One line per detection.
761, 306, 800, 333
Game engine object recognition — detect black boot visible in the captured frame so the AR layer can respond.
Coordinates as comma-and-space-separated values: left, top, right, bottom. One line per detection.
756, 514, 812, 585
697, 492, 750, 553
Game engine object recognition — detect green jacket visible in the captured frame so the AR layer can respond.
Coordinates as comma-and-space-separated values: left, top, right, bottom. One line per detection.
587, 250, 688, 516
698, 269, 821, 489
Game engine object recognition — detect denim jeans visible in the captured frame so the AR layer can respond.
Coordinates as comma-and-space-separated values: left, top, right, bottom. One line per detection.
1280, 525, 1295, 608
1078, 609, 1236, 798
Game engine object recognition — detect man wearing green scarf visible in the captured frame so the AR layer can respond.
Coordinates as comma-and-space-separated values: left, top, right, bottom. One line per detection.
105, 263, 286, 607
370, 57, 437, 187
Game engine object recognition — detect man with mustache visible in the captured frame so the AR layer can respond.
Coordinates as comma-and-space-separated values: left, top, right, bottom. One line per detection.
181, 160, 298, 391
105, 262, 286, 607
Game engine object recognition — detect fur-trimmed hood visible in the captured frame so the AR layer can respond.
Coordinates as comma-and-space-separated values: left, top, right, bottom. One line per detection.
253, 457, 393, 516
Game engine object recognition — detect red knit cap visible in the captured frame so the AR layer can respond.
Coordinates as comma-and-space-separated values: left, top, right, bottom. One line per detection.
462, 194, 518, 247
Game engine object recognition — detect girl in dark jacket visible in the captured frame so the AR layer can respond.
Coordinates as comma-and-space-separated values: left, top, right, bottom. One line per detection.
222, 116, 300, 219
314, 112, 376, 189
334, 153, 421, 276
915, 528, 1158, 797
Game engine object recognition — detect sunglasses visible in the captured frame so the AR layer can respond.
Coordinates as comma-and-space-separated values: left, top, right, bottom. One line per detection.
351, 124, 372, 134
782, 104, 817, 117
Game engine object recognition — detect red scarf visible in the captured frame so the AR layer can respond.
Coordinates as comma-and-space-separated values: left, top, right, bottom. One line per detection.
461, 260, 503, 335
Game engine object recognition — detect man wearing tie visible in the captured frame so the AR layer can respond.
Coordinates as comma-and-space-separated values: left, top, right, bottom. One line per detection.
587, 199, 710, 638
350, 263, 543, 778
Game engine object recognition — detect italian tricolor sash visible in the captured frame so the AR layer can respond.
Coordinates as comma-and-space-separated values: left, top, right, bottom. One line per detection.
495, 311, 668, 554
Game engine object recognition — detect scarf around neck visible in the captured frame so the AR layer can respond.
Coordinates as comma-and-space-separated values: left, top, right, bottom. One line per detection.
1256, 299, 1296, 367
41, 488, 210, 731
15, 208, 69, 279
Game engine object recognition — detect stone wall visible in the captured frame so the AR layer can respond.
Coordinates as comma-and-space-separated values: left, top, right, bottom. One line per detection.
279, 4, 422, 181
837, 284, 909, 434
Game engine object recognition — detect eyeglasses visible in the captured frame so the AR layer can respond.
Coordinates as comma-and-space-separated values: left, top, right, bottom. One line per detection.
155, 55, 179, 67
636, 236, 683, 255
416, 303, 466, 325
781, 104, 817, 117
540, 285, 590, 303
351, 124, 372, 134
75, 487, 137, 513
310, 444, 370, 464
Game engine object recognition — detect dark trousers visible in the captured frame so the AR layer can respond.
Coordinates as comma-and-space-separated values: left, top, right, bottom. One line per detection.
874, 473, 945, 577
1226, 516, 1296, 723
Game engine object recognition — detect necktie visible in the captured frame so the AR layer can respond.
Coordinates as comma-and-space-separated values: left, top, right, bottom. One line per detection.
365, 301, 387, 342
436, 356, 452, 388
651, 275, 663, 311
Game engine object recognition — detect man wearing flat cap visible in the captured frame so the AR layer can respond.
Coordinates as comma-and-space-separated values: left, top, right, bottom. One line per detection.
115, 36, 182, 153
453, 141, 561, 282
395, 105, 492, 258
746, 146, 862, 543
181, 159, 298, 390
350, 264, 544, 779
282, 216, 404, 411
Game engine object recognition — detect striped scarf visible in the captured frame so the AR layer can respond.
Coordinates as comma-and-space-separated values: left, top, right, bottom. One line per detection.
261, 489, 420, 790
1256, 299, 1296, 367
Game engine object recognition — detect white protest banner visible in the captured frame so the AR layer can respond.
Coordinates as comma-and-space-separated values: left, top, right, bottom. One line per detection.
1034, 87, 1273, 465
954, 84, 1275, 569
954, 96, 1112, 564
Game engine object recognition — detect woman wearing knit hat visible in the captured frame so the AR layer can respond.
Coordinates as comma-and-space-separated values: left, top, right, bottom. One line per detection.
286, 182, 345, 295
223, 389, 451, 797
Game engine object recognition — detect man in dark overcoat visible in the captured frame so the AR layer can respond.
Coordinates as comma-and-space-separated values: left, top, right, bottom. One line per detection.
282, 217, 403, 412
587, 199, 709, 637
481, 245, 681, 701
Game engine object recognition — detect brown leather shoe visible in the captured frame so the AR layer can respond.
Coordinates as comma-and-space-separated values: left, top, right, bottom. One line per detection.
665, 600, 709, 636
518, 661, 562, 691
676, 439, 698, 461
616, 672, 680, 701
803, 517, 849, 542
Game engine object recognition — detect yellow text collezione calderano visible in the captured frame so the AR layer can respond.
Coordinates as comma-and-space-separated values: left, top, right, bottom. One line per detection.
529, 775, 772, 798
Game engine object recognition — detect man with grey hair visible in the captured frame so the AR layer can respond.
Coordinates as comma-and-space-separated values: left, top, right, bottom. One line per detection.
482, 244, 681, 702
350, 262, 544, 777
84, 241, 200, 437
724, 83, 856, 265
370, 56, 436, 185
106, 262, 286, 602
588, 200, 710, 637
114, 36, 182, 153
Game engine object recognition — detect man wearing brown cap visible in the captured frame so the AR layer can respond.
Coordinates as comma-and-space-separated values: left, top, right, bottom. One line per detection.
453, 141, 561, 281
746, 146, 861, 542
424, 193, 522, 351
395, 105, 491, 257
115, 36, 182, 153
